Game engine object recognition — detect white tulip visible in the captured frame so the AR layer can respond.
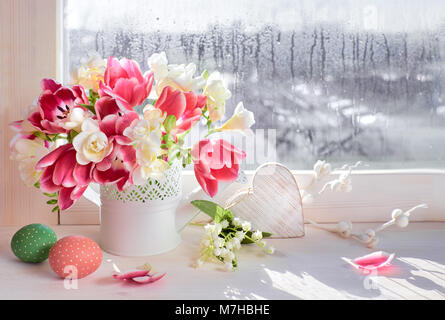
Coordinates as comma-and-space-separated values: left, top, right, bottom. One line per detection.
203, 71, 232, 122
11, 138, 49, 186
216, 102, 255, 135
73, 118, 113, 165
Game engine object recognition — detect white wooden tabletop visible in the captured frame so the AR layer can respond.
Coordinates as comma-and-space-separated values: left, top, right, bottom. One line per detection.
1, 222, 444, 300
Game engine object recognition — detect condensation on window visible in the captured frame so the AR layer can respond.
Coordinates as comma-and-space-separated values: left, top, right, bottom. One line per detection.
63, 0, 445, 169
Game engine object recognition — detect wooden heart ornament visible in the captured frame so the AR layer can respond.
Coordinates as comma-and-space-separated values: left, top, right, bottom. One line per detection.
224, 163, 304, 238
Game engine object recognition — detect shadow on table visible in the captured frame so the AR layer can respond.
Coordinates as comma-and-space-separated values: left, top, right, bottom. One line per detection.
220, 236, 445, 300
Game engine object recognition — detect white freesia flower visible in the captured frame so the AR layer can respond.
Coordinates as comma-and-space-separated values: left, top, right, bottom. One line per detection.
133, 140, 169, 184
143, 105, 166, 125
216, 102, 255, 135
203, 71, 232, 122
73, 118, 113, 165
123, 119, 162, 143
147, 52, 168, 82
313, 160, 332, 180
148, 52, 205, 95
267, 246, 275, 254
11, 138, 49, 186
71, 53, 106, 92
61, 107, 89, 132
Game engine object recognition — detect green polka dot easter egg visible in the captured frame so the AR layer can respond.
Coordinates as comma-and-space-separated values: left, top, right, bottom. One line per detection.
11, 224, 57, 263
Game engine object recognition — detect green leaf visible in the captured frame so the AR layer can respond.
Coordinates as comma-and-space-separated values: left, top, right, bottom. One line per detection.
79, 103, 96, 115
202, 69, 210, 80
68, 129, 79, 143
32, 131, 49, 141
52, 206, 60, 213
164, 115, 176, 133
191, 200, 229, 222
33, 181, 40, 189
88, 90, 100, 105
43, 192, 57, 198
46, 199, 58, 205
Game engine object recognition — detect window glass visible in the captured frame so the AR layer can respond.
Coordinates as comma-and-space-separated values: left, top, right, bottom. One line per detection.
63, 0, 445, 169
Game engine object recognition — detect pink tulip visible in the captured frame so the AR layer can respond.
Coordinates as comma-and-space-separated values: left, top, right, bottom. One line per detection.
99, 57, 154, 111
92, 111, 139, 190
93, 144, 136, 191
35, 144, 93, 210
155, 86, 206, 133
28, 79, 89, 134
94, 96, 121, 121
99, 111, 139, 146
191, 139, 246, 197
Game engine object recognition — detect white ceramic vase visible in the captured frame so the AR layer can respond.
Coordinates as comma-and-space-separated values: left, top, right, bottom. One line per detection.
99, 161, 184, 256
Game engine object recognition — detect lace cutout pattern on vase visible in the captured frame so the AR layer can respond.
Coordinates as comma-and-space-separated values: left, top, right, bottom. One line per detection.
100, 161, 182, 203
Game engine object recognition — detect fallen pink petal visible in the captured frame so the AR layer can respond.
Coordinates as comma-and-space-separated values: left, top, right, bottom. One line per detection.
131, 273, 166, 284
113, 269, 151, 280
112, 263, 166, 285
343, 251, 395, 272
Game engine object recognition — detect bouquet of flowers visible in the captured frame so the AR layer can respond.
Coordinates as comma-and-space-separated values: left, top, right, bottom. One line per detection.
10, 52, 254, 211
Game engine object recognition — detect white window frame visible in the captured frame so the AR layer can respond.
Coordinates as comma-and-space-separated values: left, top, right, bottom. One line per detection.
3, 0, 443, 226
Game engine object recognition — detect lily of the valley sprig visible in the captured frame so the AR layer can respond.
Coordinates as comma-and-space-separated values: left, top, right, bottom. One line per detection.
307, 204, 428, 248
191, 200, 273, 271
301, 159, 428, 248
10, 52, 256, 211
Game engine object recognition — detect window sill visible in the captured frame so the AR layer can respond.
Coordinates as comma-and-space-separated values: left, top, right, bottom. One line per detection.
61, 169, 445, 225
1, 222, 444, 299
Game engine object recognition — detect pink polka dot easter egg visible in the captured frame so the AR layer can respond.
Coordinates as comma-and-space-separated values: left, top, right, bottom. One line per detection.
49, 235, 102, 279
